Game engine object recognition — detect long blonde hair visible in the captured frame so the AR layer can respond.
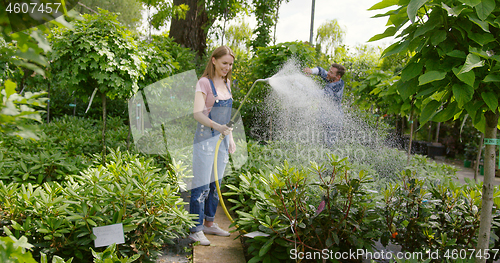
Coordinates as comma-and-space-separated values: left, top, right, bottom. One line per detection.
202, 46, 235, 82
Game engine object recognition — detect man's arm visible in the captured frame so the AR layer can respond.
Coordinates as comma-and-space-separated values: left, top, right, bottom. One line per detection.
304, 67, 328, 82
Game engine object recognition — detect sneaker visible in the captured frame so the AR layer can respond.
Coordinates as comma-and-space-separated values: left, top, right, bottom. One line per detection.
203, 223, 230, 237
188, 231, 210, 246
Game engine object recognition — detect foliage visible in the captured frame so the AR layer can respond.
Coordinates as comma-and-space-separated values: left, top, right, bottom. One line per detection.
0, 80, 47, 139
369, 0, 500, 132
1, 232, 137, 263
225, 20, 253, 55
226, 155, 383, 263
91, 244, 139, 263
149, 34, 196, 75
76, 0, 144, 29
0, 116, 127, 183
315, 19, 346, 56
0, 148, 195, 262
381, 170, 500, 258
49, 9, 145, 101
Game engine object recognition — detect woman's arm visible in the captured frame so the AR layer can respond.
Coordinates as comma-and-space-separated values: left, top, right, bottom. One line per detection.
193, 91, 232, 135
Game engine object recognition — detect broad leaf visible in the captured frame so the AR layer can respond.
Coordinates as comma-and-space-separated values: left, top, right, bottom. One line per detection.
433, 101, 458, 122
442, 3, 467, 16
459, 0, 481, 7
4, 79, 17, 99
408, 0, 429, 23
447, 50, 466, 58
452, 67, 475, 87
419, 100, 441, 127
459, 53, 484, 74
481, 92, 499, 112
418, 71, 447, 85
452, 83, 474, 108
468, 32, 495, 46
368, 0, 399, 10
369, 26, 398, 42
483, 74, 500, 82
464, 100, 484, 122
475, 0, 496, 20
468, 13, 490, 32
401, 61, 423, 82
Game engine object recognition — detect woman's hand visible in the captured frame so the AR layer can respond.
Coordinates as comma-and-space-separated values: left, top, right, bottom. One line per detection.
228, 138, 236, 154
217, 124, 233, 136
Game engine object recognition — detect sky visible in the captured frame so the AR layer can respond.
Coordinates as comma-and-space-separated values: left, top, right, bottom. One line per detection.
269, 0, 395, 47
140, 0, 396, 48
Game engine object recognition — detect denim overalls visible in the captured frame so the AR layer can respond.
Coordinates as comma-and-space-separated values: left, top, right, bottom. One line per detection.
190, 78, 232, 232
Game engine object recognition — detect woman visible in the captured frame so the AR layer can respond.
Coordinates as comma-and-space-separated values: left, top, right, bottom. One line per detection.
189, 46, 236, 245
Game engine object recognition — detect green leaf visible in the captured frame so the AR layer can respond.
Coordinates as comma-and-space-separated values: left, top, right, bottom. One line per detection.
398, 78, 418, 99
442, 3, 467, 16
419, 100, 441, 127
484, 74, 500, 82
452, 83, 474, 108
468, 13, 490, 32
447, 50, 466, 58
459, 0, 481, 7
259, 236, 275, 257
431, 30, 447, 46
4, 79, 17, 100
481, 92, 498, 112
368, 26, 398, 42
418, 71, 447, 85
401, 61, 423, 82
408, 0, 430, 23
382, 40, 410, 58
452, 67, 475, 87
468, 32, 495, 46
459, 53, 485, 74
475, 0, 496, 20
368, 0, 399, 10
433, 101, 459, 122
464, 100, 484, 121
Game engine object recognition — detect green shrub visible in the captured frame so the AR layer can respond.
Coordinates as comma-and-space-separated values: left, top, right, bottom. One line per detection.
226, 155, 383, 262
0, 148, 195, 262
0, 116, 129, 183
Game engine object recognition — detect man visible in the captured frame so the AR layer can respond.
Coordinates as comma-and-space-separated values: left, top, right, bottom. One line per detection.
303, 63, 346, 146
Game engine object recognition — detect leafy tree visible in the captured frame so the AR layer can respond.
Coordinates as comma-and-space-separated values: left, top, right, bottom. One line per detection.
370, 0, 500, 259
225, 19, 253, 54
315, 19, 345, 56
76, 0, 144, 29
165, 0, 244, 58
49, 9, 146, 161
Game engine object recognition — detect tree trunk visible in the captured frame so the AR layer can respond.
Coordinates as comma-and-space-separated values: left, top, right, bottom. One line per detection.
474, 133, 484, 182
101, 92, 107, 164
46, 82, 50, 123
169, 0, 211, 59
407, 111, 414, 165
434, 122, 441, 143
476, 110, 499, 263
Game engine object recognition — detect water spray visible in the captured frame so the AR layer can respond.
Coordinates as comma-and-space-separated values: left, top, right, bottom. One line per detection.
212, 77, 271, 233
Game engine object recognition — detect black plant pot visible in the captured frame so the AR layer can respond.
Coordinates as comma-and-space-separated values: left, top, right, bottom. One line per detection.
427, 143, 446, 159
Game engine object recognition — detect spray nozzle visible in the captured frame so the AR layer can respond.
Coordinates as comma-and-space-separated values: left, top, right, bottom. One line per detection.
255, 78, 270, 84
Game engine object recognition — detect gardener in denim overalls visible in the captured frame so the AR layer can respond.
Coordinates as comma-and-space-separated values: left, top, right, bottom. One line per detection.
189, 46, 236, 246
303, 63, 346, 147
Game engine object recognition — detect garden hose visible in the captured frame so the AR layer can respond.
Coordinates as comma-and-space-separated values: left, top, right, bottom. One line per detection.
212, 78, 270, 230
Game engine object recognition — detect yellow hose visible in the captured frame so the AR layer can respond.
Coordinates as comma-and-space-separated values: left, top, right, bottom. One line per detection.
213, 134, 236, 224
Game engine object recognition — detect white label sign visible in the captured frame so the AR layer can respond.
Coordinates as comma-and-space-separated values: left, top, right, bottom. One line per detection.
93, 223, 125, 248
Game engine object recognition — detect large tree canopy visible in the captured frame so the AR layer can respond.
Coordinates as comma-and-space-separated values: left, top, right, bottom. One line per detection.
76, 0, 144, 29
370, 0, 500, 260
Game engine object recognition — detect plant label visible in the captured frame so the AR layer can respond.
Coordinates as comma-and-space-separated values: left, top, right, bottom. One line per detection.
93, 223, 125, 248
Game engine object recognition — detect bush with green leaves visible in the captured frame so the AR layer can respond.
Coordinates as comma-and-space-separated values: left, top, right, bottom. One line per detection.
0, 116, 129, 183
0, 80, 47, 139
226, 155, 384, 263
0, 148, 195, 262
381, 170, 500, 260
0, 232, 138, 263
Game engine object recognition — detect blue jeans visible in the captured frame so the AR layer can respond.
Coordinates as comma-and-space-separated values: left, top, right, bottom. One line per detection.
189, 136, 229, 232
